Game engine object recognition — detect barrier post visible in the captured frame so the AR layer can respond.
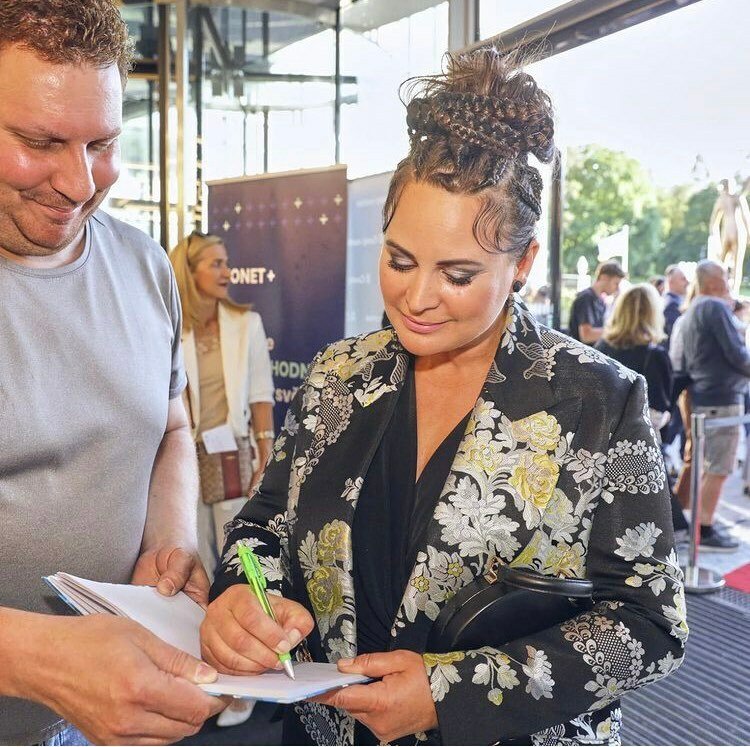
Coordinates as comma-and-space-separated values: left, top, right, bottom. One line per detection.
681, 413, 725, 593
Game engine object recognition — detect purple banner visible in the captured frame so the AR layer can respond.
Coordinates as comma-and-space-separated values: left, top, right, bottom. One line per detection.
207, 166, 348, 428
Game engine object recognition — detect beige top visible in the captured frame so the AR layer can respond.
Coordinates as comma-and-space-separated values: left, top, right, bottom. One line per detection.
195, 328, 229, 434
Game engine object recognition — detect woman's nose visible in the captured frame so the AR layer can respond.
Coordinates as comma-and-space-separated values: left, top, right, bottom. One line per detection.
406, 272, 440, 313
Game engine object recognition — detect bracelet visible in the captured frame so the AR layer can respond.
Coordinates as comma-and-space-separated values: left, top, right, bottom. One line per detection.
254, 430, 275, 441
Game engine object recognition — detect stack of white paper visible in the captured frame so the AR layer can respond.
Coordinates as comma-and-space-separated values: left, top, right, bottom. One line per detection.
44, 573, 369, 703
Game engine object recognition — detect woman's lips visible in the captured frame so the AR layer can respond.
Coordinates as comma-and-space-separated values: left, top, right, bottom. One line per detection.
401, 313, 447, 334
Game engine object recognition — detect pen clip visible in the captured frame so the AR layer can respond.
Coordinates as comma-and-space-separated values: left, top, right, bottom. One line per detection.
237, 543, 267, 592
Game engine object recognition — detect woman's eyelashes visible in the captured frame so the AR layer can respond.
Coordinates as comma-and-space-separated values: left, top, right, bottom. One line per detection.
386, 258, 476, 287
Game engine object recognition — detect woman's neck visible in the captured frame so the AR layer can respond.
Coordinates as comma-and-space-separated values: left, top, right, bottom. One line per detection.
195, 296, 219, 328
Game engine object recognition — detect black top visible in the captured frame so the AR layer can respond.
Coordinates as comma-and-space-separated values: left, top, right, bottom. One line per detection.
352, 361, 471, 656
595, 340, 673, 412
568, 287, 605, 343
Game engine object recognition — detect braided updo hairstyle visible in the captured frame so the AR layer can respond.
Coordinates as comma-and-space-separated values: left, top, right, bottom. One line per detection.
383, 48, 555, 260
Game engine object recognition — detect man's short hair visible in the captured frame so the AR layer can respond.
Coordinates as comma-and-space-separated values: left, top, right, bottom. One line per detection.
665, 264, 681, 277
0, 0, 133, 81
595, 261, 626, 280
695, 259, 725, 291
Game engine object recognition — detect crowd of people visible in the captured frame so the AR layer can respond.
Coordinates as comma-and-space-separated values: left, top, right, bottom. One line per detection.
570, 259, 750, 552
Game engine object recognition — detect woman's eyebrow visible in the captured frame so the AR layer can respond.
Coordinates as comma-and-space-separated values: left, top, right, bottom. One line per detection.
385, 239, 484, 269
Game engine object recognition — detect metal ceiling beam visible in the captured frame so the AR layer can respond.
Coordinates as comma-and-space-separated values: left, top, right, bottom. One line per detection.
199, 6, 235, 72
464, 0, 704, 58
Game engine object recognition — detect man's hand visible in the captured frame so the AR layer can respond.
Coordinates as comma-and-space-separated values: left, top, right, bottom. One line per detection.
312, 650, 438, 743
16, 614, 226, 745
201, 585, 315, 675
131, 546, 210, 608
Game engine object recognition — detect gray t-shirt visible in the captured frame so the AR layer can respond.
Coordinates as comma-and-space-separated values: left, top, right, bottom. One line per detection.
0, 211, 186, 744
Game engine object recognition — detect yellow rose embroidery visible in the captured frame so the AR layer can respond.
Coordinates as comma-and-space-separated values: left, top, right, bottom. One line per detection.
317, 520, 350, 564
509, 452, 560, 509
423, 651, 465, 668
511, 412, 561, 452
542, 542, 585, 577
463, 435, 506, 475
306, 566, 344, 615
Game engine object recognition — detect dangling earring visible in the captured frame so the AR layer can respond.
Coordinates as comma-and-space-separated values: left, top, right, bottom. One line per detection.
512, 279, 524, 293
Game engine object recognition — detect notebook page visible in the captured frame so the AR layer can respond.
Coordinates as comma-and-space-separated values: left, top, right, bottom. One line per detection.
203, 664, 370, 703
54, 574, 204, 658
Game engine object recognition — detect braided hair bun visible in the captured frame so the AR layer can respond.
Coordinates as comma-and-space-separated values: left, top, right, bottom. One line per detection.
384, 48, 555, 257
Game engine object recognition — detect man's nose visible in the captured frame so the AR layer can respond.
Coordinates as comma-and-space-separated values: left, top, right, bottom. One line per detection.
49, 146, 96, 205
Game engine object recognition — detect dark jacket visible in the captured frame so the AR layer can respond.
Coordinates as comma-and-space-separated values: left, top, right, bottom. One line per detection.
682, 295, 750, 406
595, 341, 673, 413
662, 291, 682, 346
211, 299, 686, 746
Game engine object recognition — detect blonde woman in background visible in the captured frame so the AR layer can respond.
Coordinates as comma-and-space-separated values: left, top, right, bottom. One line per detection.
596, 283, 673, 431
170, 231, 275, 574
171, 231, 274, 728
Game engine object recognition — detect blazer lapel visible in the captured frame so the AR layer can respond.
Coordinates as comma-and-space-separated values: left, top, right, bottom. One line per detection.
390, 299, 583, 651
290, 330, 410, 661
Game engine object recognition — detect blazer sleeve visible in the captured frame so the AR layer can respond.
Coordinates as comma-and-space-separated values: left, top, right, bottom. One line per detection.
209, 383, 303, 601
424, 376, 687, 744
247, 312, 275, 405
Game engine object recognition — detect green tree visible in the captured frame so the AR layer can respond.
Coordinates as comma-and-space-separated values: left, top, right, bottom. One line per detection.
562, 145, 657, 275
660, 184, 717, 266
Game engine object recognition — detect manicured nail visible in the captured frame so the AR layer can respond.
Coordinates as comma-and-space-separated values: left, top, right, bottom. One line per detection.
195, 663, 218, 683
287, 628, 302, 647
276, 639, 292, 654
157, 579, 176, 596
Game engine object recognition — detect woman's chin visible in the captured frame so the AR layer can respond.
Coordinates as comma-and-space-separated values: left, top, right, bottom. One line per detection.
394, 326, 454, 357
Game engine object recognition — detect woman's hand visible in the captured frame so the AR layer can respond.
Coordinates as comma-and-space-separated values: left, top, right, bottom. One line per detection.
200, 585, 315, 675
312, 650, 438, 743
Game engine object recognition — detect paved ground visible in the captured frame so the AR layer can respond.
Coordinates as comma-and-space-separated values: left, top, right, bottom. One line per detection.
666, 436, 750, 578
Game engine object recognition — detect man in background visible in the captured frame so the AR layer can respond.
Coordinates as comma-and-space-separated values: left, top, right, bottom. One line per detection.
0, 1, 224, 743
568, 260, 626, 344
663, 264, 689, 344
680, 260, 749, 552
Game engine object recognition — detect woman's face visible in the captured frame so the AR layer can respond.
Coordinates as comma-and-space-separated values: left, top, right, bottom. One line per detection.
192, 242, 231, 300
380, 180, 537, 359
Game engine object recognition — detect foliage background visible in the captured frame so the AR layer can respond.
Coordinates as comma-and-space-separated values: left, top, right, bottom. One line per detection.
562, 145, 730, 280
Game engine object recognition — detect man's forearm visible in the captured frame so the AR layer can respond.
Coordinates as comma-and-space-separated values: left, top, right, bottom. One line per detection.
141, 423, 199, 552
0, 607, 55, 700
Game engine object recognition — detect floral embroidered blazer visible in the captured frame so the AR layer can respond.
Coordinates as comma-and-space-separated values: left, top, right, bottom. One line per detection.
211, 298, 687, 746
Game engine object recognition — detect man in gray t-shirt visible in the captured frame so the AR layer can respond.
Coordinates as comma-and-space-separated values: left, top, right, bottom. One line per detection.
0, 2, 224, 744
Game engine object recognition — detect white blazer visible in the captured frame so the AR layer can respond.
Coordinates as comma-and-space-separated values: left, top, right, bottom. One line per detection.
182, 304, 274, 439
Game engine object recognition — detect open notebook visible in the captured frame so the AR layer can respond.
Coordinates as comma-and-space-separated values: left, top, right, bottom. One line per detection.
44, 572, 369, 703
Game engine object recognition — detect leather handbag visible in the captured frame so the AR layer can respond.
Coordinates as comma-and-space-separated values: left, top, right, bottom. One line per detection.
196, 436, 254, 505
427, 555, 593, 653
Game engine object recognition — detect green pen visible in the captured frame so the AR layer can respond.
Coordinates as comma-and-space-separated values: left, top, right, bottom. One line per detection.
236, 543, 296, 680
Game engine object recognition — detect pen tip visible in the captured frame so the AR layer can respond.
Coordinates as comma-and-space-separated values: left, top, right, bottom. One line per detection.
283, 660, 296, 680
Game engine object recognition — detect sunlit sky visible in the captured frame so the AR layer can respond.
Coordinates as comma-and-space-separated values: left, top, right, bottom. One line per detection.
526, 0, 750, 188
